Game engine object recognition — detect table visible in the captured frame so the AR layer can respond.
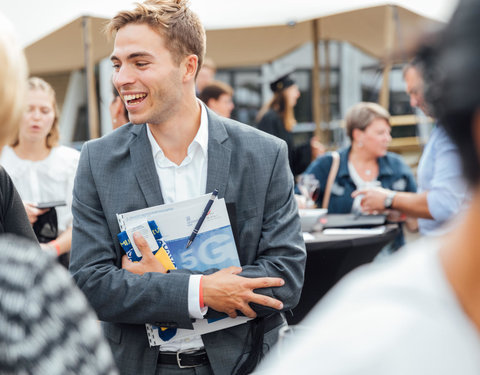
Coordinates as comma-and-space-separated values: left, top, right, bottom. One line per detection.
287, 224, 400, 325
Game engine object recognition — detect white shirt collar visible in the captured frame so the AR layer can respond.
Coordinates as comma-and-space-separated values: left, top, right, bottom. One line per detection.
146, 100, 209, 166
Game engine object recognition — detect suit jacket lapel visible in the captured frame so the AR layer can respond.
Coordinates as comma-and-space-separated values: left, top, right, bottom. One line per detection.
129, 124, 164, 207
206, 109, 231, 198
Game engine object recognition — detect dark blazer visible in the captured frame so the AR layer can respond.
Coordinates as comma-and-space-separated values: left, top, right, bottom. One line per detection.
257, 109, 312, 177
0, 167, 37, 241
69, 108, 306, 375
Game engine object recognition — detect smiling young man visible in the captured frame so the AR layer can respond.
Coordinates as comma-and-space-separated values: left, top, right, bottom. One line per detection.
68, 1, 306, 375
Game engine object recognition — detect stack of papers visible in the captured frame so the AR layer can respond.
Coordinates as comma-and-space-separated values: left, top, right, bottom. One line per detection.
117, 193, 250, 347
322, 226, 387, 235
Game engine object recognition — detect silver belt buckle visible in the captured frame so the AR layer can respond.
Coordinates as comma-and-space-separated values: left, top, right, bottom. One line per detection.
176, 348, 199, 369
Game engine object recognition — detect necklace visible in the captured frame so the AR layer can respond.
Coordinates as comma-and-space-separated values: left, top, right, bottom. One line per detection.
365, 169, 372, 176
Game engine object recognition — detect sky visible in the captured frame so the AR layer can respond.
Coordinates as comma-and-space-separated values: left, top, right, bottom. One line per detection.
1, 0, 458, 47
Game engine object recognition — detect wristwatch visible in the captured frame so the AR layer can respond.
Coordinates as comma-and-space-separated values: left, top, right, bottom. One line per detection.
384, 191, 397, 209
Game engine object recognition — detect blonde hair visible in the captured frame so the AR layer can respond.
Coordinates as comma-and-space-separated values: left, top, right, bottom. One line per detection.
345, 102, 390, 140
106, 0, 206, 76
10, 77, 60, 149
0, 13, 28, 147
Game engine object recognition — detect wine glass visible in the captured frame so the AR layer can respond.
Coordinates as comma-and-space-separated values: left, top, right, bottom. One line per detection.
298, 174, 320, 209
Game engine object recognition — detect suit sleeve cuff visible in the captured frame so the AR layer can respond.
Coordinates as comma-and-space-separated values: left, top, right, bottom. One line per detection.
188, 275, 208, 319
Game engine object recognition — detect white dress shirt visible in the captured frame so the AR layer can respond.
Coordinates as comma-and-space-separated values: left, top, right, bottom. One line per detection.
0, 145, 80, 233
146, 101, 208, 352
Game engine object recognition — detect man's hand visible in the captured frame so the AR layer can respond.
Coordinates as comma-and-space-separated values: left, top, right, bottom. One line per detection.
352, 187, 390, 214
24, 202, 49, 224
386, 209, 406, 222
202, 266, 285, 319
122, 232, 166, 275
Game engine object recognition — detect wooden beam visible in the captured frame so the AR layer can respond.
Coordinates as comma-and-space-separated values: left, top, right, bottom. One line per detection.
323, 40, 331, 124
378, 5, 395, 110
390, 114, 434, 126
82, 16, 100, 139
311, 19, 323, 141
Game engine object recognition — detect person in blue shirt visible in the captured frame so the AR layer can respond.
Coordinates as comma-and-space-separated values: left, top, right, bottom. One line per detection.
304, 102, 417, 248
354, 60, 469, 236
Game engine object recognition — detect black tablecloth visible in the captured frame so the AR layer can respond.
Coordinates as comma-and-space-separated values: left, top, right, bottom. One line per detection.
287, 224, 400, 325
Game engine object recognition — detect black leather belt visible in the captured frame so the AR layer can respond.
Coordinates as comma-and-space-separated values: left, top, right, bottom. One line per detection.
157, 349, 209, 368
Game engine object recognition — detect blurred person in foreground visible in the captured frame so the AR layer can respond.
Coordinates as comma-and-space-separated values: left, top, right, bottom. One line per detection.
0, 18, 36, 242
257, 73, 325, 178
353, 57, 469, 236
199, 80, 234, 118
0, 77, 80, 267
260, 1, 480, 373
69, 0, 305, 374
0, 12, 117, 375
303, 102, 417, 249
110, 86, 129, 130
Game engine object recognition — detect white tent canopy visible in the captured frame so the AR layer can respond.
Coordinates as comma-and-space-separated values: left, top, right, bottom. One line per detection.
1, 0, 454, 138
23, 3, 443, 75
2, 0, 457, 47
206, 4, 442, 68
24, 16, 110, 76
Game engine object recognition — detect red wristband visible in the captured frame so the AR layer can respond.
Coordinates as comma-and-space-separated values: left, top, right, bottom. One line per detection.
199, 276, 204, 308
49, 240, 61, 256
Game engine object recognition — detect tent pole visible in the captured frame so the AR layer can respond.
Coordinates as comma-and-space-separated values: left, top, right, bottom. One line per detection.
379, 5, 395, 110
323, 40, 331, 124
82, 16, 100, 139
311, 19, 323, 141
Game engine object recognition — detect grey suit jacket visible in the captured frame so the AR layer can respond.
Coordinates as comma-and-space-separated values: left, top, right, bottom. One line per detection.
70, 109, 306, 375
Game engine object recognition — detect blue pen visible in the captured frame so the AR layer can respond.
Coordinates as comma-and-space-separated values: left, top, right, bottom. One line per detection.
186, 189, 219, 248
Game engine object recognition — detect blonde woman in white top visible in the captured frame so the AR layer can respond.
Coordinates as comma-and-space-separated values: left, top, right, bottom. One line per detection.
0, 77, 79, 261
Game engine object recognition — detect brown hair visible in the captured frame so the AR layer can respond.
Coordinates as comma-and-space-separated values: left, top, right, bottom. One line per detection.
258, 90, 296, 132
345, 102, 390, 140
11, 77, 60, 148
106, 0, 206, 76
0, 14, 28, 147
199, 80, 233, 103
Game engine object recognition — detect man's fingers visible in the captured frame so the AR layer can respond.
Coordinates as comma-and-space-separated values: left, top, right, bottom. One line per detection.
222, 266, 242, 275
121, 254, 132, 269
226, 309, 238, 319
245, 277, 285, 290
239, 304, 257, 319
248, 292, 284, 310
133, 232, 153, 258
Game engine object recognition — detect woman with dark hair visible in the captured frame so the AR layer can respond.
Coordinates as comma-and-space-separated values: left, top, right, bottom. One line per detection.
0, 77, 80, 264
257, 73, 324, 177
